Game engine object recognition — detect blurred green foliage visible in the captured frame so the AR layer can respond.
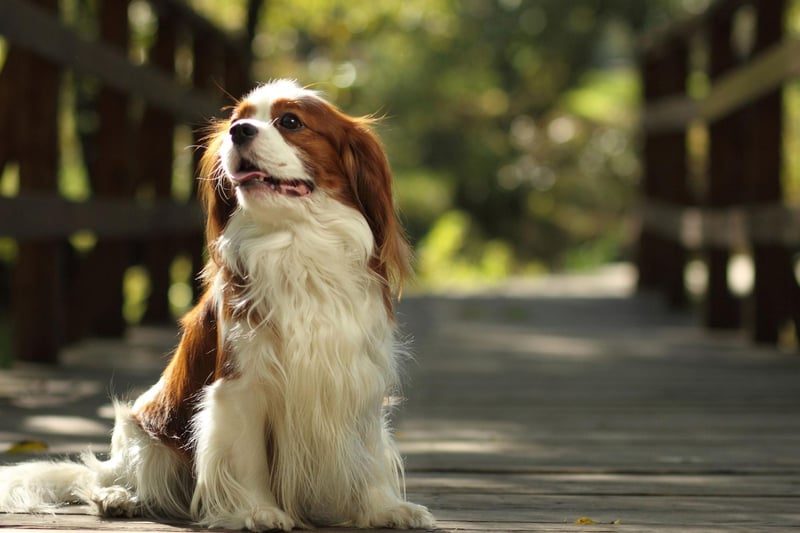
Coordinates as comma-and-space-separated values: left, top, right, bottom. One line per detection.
228, 0, 712, 284
9, 0, 800, 300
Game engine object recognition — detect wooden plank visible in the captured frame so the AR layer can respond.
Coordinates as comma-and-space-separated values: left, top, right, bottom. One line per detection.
743, 0, 788, 343
150, 0, 248, 55
640, 96, 699, 135
2, 282, 800, 531
405, 472, 800, 497
3, 492, 799, 531
0, 0, 221, 123
638, 39, 689, 304
424, 494, 800, 528
0, 196, 203, 239
643, 38, 800, 134
79, 0, 134, 338
3, 497, 798, 533
638, 202, 800, 249
139, 12, 179, 324
705, 10, 742, 327
187, 28, 226, 296
10, 0, 63, 364
641, 0, 751, 56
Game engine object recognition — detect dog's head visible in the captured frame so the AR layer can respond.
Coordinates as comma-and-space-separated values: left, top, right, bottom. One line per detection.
198, 79, 410, 302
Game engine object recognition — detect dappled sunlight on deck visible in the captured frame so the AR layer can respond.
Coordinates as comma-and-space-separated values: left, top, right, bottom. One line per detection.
2, 267, 799, 530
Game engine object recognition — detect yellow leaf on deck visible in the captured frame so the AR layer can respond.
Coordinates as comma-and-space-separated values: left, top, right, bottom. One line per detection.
5, 440, 49, 454
575, 517, 596, 524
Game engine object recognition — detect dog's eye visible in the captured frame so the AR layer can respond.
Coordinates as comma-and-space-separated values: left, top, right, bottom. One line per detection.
278, 113, 303, 131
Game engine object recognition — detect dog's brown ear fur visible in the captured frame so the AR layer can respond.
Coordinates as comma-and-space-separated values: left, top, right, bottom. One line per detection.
197, 121, 237, 260
340, 116, 412, 304
133, 291, 225, 454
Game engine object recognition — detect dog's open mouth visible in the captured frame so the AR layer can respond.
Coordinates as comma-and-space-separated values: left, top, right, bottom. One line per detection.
232, 159, 314, 198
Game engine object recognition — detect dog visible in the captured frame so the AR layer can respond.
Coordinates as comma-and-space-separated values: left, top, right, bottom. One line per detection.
0, 79, 435, 531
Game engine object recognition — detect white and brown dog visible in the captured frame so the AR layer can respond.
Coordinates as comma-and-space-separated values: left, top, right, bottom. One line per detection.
0, 80, 435, 531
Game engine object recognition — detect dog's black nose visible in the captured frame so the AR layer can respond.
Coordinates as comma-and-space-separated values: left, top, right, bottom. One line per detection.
230, 122, 258, 146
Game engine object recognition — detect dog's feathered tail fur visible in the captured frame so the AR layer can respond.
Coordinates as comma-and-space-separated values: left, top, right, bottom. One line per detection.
0, 401, 193, 518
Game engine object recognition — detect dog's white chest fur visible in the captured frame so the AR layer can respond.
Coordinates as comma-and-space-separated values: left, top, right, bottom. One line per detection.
207, 202, 399, 523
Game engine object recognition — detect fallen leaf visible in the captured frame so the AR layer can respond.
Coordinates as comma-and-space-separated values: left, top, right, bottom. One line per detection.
575, 517, 596, 524
5, 440, 49, 454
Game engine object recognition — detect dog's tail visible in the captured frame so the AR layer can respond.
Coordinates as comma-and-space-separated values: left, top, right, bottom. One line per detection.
0, 459, 95, 512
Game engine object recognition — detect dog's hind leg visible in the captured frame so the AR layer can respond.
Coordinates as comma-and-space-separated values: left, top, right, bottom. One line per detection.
80, 401, 192, 520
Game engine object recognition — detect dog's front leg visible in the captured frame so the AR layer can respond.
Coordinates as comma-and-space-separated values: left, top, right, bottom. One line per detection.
190, 379, 293, 532
357, 425, 436, 530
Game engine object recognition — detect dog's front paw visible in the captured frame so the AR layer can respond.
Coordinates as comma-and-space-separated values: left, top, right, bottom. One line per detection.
90, 485, 139, 518
364, 502, 436, 529
244, 506, 295, 532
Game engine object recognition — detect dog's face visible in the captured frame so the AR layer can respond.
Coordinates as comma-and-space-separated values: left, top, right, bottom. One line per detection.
199, 80, 410, 303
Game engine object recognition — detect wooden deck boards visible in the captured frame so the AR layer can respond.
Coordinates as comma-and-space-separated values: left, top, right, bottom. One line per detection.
2, 268, 799, 531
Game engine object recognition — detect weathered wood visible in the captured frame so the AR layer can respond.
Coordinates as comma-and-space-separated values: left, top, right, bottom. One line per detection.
639, 202, 800, 248
150, 0, 249, 56
745, 0, 796, 344
637, 40, 688, 307
188, 31, 228, 296
639, 1, 798, 347
0, 0, 251, 363
10, 0, 63, 364
705, 11, 741, 330
0, 0, 221, 123
79, 0, 134, 338
0, 41, 24, 171
140, 12, 179, 324
642, 37, 800, 133
2, 279, 799, 531
641, 0, 751, 57
0, 196, 203, 240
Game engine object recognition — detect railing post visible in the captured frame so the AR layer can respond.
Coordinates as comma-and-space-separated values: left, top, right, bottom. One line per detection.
0, 0, 245, 362
638, 39, 690, 307
190, 30, 227, 297
705, 11, 742, 329
744, 0, 798, 343
10, 0, 62, 363
73, 0, 133, 338
140, 12, 178, 324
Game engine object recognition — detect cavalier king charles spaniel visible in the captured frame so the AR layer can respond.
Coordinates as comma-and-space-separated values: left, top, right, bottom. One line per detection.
0, 80, 435, 531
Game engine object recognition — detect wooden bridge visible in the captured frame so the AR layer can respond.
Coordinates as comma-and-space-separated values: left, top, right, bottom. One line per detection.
0, 0, 798, 364
1, 267, 799, 531
1, 0, 800, 531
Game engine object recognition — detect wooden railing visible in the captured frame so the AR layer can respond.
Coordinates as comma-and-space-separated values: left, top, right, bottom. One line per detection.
638, 0, 800, 345
0, 0, 255, 363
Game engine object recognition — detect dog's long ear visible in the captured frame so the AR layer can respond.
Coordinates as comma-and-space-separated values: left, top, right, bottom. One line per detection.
341, 117, 412, 305
134, 291, 224, 451
198, 121, 236, 259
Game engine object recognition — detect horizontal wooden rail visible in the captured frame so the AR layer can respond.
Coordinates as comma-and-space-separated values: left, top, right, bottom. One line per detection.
643, 37, 800, 133
0, 195, 203, 240
641, 201, 800, 249
151, 0, 249, 54
0, 0, 222, 123
642, 0, 752, 54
